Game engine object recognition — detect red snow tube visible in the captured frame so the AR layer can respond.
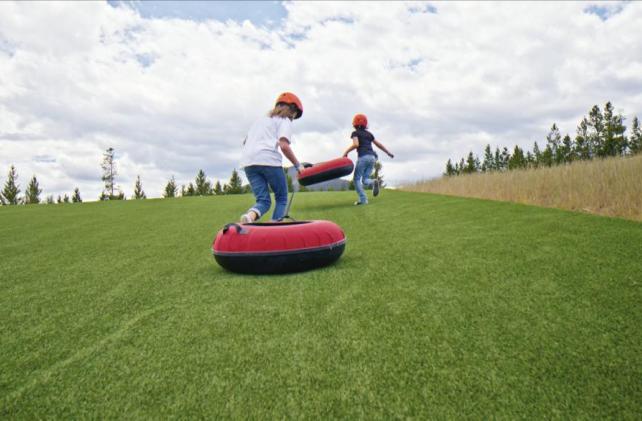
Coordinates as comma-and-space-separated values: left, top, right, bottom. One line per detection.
212, 220, 346, 274
297, 157, 354, 186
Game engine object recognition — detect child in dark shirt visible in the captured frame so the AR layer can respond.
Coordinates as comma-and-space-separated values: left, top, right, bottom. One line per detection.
342, 114, 394, 205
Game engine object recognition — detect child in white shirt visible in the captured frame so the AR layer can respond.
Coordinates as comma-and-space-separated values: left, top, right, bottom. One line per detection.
239, 92, 304, 223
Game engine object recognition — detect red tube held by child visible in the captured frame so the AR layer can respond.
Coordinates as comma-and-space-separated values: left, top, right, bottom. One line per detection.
297, 157, 354, 186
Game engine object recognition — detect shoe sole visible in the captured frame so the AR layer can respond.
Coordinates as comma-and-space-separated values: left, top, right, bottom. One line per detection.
373, 181, 380, 197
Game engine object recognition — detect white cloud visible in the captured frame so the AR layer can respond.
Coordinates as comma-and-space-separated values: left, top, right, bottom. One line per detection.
1, 1, 641, 199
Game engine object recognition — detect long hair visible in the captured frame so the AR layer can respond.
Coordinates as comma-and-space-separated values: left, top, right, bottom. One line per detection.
268, 103, 297, 120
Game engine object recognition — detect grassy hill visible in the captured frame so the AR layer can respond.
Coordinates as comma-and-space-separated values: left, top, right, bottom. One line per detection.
1, 191, 641, 418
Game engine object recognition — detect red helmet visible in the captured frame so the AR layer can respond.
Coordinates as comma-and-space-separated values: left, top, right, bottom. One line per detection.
275, 92, 303, 119
352, 113, 368, 128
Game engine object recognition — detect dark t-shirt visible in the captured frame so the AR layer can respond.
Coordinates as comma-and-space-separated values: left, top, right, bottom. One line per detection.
351, 128, 376, 158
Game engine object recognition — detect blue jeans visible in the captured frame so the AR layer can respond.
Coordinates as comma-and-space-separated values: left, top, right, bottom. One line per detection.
354, 154, 376, 204
244, 165, 288, 221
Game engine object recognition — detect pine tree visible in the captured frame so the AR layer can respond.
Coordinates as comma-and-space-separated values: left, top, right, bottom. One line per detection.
507, 147, 516, 170
213, 180, 223, 195
541, 144, 554, 167
526, 151, 534, 167
561, 134, 573, 163
532, 142, 542, 167
186, 183, 195, 196
587, 105, 604, 157
195, 170, 211, 196
493, 148, 502, 171
603, 101, 627, 156
224, 169, 244, 194
101, 147, 117, 198
603, 102, 616, 156
46, 195, 54, 204
574, 118, 591, 160
546, 123, 562, 164
63, 194, 70, 203
444, 159, 456, 176
57, 195, 62, 204
72, 188, 82, 203
133, 175, 146, 199
508, 146, 526, 170
2, 165, 20, 205
25, 175, 42, 204
481, 144, 494, 172
500, 147, 511, 170
629, 116, 642, 154
164, 176, 178, 198
464, 152, 477, 174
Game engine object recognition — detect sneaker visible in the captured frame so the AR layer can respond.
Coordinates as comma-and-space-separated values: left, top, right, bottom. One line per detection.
354, 201, 367, 206
240, 213, 253, 224
373, 179, 380, 197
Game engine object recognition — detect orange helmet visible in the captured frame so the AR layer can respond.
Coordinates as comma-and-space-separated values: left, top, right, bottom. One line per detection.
352, 113, 368, 128
275, 92, 303, 119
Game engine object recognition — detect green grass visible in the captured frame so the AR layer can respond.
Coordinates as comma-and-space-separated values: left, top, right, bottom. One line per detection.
1, 191, 641, 418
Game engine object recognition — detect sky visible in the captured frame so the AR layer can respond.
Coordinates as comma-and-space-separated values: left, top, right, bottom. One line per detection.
1, 1, 641, 200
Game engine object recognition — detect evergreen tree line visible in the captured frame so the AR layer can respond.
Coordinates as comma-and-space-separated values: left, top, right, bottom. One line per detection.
444, 102, 642, 176
0, 165, 82, 206
0, 163, 248, 205
2, 147, 388, 205
163, 169, 249, 198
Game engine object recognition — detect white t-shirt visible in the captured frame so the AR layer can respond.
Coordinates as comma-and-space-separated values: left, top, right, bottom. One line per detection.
240, 116, 292, 167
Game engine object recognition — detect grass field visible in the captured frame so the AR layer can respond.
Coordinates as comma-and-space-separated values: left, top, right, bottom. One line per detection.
1, 191, 641, 418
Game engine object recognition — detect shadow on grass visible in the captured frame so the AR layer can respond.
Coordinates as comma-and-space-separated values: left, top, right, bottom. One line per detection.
202, 254, 356, 281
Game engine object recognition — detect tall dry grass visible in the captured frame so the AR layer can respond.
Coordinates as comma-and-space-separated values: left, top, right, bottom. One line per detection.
404, 154, 642, 221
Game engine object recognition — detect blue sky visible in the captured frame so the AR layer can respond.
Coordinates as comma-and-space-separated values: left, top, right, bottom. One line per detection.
109, 1, 287, 26
108, 1, 620, 24
584, 3, 625, 21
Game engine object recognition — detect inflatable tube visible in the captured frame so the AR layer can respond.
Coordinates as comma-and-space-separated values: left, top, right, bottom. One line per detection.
297, 157, 354, 186
212, 220, 346, 274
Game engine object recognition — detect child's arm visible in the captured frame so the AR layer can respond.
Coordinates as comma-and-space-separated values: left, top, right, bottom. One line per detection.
373, 139, 394, 158
342, 137, 359, 157
279, 138, 302, 171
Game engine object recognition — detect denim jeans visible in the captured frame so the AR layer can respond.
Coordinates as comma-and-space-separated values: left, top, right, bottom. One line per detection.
244, 165, 288, 221
354, 154, 376, 204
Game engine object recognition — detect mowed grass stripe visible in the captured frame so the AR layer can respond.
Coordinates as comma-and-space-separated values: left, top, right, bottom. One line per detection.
1, 191, 640, 418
